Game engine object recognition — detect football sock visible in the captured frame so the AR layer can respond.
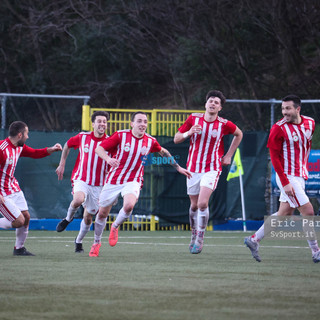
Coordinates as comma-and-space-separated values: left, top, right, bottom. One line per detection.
252, 212, 278, 242
0, 217, 12, 229
189, 207, 197, 230
113, 208, 131, 229
66, 204, 80, 222
196, 208, 209, 245
93, 215, 107, 244
307, 240, 319, 253
15, 225, 28, 249
76, 219, 92, 243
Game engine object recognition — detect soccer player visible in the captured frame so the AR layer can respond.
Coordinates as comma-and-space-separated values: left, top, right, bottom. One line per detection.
174, 90, 243, 254
88, 111, 192, 257
0, 121, 62, 255
55, 111, 113, 253
244, 94, 320, 263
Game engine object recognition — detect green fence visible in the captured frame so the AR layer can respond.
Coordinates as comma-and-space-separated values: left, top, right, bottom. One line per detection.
0, 130, 269, 225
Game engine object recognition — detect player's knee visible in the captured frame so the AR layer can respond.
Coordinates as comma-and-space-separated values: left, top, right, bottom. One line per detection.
12, 214, 25, 228
198, 202, 208, 211
123, 204, 134, 214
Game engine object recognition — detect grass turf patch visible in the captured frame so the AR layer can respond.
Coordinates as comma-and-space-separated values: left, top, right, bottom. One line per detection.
0, 230, 319, 320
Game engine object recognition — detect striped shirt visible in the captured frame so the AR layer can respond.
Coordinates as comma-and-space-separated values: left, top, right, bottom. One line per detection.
267, 115, 315, 186
178, 113, 236, 173
0, 138, 49, 196
67, 132, 109, 186
100, 130, 161, 185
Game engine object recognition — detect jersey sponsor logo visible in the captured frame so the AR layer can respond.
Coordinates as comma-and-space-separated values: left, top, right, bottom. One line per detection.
211, 129, 218, 138
84, 144, 90, 153
124, 143, 131, 152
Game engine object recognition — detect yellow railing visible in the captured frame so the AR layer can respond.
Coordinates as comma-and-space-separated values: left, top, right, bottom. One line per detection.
82, 105, 204, 136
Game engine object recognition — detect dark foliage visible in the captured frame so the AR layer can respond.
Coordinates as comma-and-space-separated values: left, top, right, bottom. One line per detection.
1, 0, 320, 130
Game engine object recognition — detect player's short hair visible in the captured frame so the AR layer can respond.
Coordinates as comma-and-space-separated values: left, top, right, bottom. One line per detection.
91, 111, 109, 122
131, 111, 147, 122
9, 121, 27, 137
205, 90, 226, 106
282, 95, 301, 108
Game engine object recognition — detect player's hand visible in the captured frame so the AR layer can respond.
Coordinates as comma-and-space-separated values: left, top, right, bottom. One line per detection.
0, 195, 5, 205
189, 124, 202, 135
55, 165, 65, 180
177, 167, 192, 179
221, 155, 232, 166
48, 143, 63, 154
107, 158, 120, 168
283, 183, 295, 198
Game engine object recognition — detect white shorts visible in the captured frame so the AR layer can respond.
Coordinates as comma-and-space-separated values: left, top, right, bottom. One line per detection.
276, 174, 309, 208
0, 191, 28, 222
73, 180, 103, 215
187, 171, 221, 195
99, 181, 141, 207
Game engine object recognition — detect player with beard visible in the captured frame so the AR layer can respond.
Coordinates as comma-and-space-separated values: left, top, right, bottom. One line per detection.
0, 121, 62, 255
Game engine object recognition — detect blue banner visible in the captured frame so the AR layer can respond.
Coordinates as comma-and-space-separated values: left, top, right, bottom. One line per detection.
271, 150, 320, 197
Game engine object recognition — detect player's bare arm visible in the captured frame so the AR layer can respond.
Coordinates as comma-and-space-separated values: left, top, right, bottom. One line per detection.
221, 127, 243, 166
174, 124, 202, 144
158, 147, 192, 178
56, 142, 70, 180
95, 145, 119, 167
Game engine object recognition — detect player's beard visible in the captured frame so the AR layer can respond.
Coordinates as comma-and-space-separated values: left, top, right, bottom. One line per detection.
17, 139, 25, 147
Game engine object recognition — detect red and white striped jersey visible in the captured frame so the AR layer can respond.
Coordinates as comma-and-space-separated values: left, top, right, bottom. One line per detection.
100, 130, 161, 185
178, 113, 237, 173
67, 132, 109, 186
267, 115, 315, 184
0, 138, 49, 196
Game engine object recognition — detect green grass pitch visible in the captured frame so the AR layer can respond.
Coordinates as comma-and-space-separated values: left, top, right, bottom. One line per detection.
0, 230, 319, 320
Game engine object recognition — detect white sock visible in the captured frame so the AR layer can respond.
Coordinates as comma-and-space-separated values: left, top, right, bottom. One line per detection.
189, 207, 198, 230
66, 204, 80, 222
307, 240, 320, 254
94, 215, 107, 244
76, 219, 92, 243
252, 212, 278, 243
15, 226, 29, 249
196, 208, 209, 245
113, 208, 131, 229
0, 217, 12, 229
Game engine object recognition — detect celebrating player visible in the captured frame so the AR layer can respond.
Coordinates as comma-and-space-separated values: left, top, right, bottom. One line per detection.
244, 94, 320, 263
88, 111, 192, 257
174, 90, 243, 254
0, 121, 62, 255
55, 111, 112, 253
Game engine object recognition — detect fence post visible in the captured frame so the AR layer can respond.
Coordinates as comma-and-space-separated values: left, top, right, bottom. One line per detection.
82, 105, 91, 131
150, 215, 156, 231
151, 109, 157, 136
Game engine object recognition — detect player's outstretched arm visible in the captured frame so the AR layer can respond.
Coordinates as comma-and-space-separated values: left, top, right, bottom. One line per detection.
158, 147, 192, 178
47, 143, 63, 154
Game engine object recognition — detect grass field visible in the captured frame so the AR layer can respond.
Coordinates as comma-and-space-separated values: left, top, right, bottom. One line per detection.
0, 230, 319, 320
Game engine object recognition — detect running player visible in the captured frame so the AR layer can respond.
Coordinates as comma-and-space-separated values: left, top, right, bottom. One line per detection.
174, 90, 243, 254
55, 111, 112, 253
88, 111, 192, 257
244, 94, 320, 263
0, 121, 62, 255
